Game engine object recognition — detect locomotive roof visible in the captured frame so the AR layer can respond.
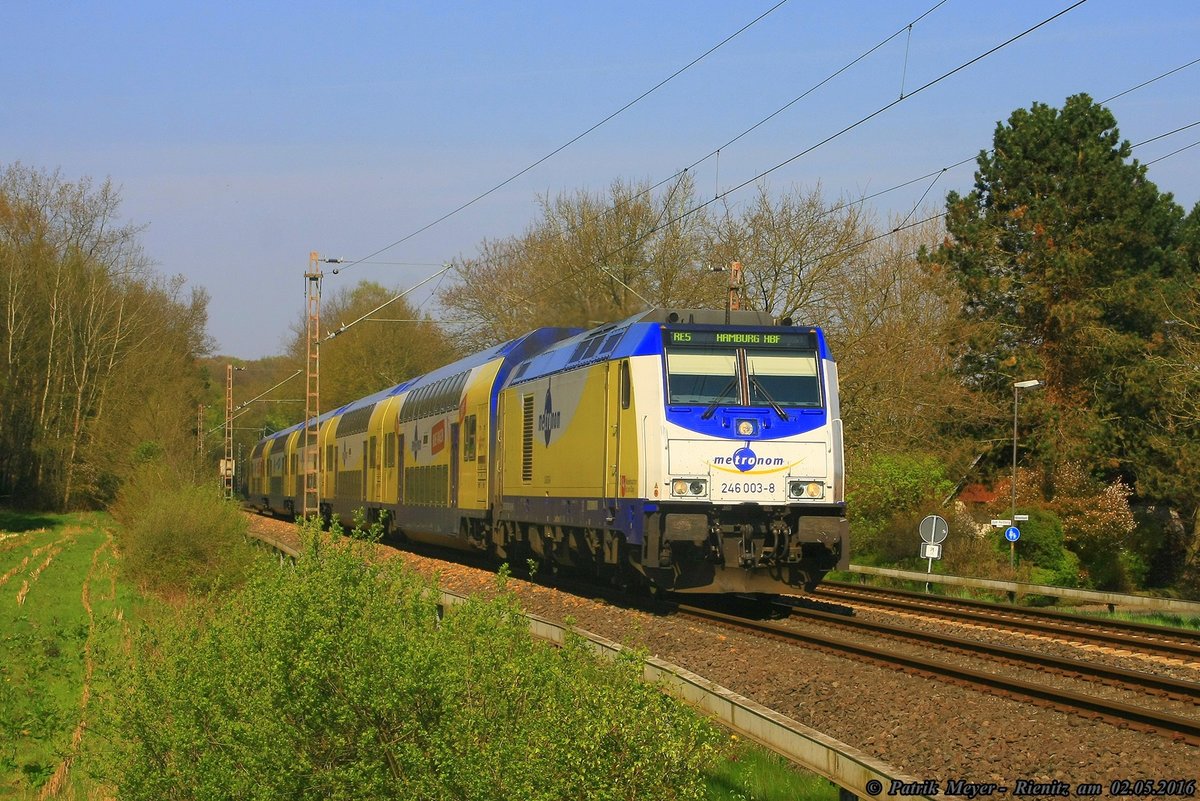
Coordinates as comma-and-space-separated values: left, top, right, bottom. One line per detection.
504, 308, 826, 387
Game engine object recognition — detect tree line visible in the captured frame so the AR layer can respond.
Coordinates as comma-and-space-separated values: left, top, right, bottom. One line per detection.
4, 94, 1199, 592
0, 164, 210, 509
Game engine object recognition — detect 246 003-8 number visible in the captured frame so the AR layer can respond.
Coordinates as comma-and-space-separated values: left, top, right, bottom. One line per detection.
720, 482, 775, 494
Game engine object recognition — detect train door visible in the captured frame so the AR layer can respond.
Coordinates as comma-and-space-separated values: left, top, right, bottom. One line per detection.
603, 360, 627, 502
493, 395, 507, 510
398, 434, 406, 505
471, 404, 487, 507
370, 434, 379, 501
361, 439, 368, 502
449, 422, 460, 508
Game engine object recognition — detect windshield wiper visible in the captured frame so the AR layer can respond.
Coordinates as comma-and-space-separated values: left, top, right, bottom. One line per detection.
700, 377, 739, 420
749, 373, 790, 422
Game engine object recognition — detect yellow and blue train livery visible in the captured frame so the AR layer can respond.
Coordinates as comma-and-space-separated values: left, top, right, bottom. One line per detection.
494, 308, 847, 594
250, 308, 847, 596
250, 327, 580, 540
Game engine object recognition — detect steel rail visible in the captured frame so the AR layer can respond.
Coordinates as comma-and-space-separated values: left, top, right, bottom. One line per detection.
677, 603, 1200, 746
784, 602, 1200, 702
816, 583, 1200, 660
823, 580, 1200, 642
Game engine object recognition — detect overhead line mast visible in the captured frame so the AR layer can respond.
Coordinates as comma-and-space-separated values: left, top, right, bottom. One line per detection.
225, 365, 236, 500
303, 252, 323, 520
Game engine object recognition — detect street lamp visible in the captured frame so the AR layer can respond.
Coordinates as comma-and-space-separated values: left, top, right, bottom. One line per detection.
1010, 378, 1043, 567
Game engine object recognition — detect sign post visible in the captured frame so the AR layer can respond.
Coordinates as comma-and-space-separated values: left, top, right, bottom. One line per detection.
1004, 525, 1021, 568
918, 515, 948, 592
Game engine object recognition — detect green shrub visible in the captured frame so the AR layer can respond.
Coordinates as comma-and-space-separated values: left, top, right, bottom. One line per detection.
100, 522, 723, 800
110, 461, 255, 595
993, 508, 1081, 587
847, 454, 955, 560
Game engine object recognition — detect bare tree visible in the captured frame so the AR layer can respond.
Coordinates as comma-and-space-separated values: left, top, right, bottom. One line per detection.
286, 280, 457, 413
0, 163, 210, 508
703, 183, 868, 322
440, 176, 724, 347
822, 213, 986, 467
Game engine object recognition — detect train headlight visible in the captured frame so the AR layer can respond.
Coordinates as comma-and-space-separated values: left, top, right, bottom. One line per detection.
671, 479, 707, 497
789, 480, 824, 499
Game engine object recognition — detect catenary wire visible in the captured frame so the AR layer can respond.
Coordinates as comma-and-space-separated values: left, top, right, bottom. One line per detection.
418, 51, 1196, 334
331, 0, 793, 276
513, 0, 1089, 306
1145, 139, 1200, 167
362, 15, 1195, 334
435, 0, 954, 319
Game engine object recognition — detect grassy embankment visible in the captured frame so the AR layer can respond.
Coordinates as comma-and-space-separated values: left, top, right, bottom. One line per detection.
0, 510, 148, 800
0, 507, 837, 800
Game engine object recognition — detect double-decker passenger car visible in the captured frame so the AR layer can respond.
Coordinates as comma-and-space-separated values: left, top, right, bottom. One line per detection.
250, 308, 848, 595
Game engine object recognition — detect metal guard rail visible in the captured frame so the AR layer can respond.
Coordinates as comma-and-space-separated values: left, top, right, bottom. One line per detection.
848, 564, 1200, 616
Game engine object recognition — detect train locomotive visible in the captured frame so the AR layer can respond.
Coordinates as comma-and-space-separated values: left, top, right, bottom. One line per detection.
250, 308, 848, 595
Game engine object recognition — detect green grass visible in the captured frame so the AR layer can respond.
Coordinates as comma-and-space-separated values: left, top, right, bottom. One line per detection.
0, 510, 147, 800
1072, 609, 1200, 630
0, 509, 846, 799
703, 737, 840, 801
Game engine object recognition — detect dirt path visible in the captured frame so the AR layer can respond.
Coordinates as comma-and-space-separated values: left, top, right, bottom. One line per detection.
37, 532, 110, 800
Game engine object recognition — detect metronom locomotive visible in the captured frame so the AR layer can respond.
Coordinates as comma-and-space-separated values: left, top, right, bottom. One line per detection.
250, 308, 848, 595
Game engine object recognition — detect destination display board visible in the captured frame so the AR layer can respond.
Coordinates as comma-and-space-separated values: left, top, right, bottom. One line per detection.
664, 328, 817, 349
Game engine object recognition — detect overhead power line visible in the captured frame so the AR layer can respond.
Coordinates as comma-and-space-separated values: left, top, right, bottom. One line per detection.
517, 0, 1090, 305
1133, 119, 1200, 149
440, 0, 954, 315
1100, 57, 1200, 105
334, 0, 793, 276
708, 1, 1089, 209
1145, 139, 1200, 167
324, 264, 455, 340
630, 0, 952, 212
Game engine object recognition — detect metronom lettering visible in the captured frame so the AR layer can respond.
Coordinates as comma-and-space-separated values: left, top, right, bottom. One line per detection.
711, 456, 785, 466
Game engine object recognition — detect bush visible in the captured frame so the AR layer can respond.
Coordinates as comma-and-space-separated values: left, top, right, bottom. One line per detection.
941, 532, 1009, 578
991, 508, 1081, 587
100, 522, 723, 800
110, 461, 255, 595
847, 453, 955, 560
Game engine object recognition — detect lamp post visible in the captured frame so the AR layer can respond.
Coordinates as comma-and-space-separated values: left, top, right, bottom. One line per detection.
1010, 379, 1043, 567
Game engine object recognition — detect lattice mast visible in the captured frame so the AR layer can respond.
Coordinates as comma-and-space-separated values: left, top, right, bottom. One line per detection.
725, 260, 743, 324
303, 252, 322, 519
224, 365, 235, 500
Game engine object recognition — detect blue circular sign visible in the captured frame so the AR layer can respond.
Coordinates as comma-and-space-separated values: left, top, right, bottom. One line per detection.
1004, 526, 1021, 542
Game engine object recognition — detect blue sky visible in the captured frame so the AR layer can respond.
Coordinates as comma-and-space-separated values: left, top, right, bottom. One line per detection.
4, 1, 1198, 359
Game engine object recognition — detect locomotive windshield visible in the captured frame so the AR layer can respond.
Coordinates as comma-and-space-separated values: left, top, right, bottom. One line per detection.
664, 329, 821, 408
664, 349, 738, 405
746, 350, 820, 407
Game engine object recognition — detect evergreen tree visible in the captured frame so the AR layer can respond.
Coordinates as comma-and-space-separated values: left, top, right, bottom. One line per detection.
928, 95, 1199, 578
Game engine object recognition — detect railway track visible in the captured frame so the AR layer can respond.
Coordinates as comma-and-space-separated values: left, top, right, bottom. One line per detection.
815, 581, 1200, 661
782, 599, 1200, 702
677, 601, 1200, 747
